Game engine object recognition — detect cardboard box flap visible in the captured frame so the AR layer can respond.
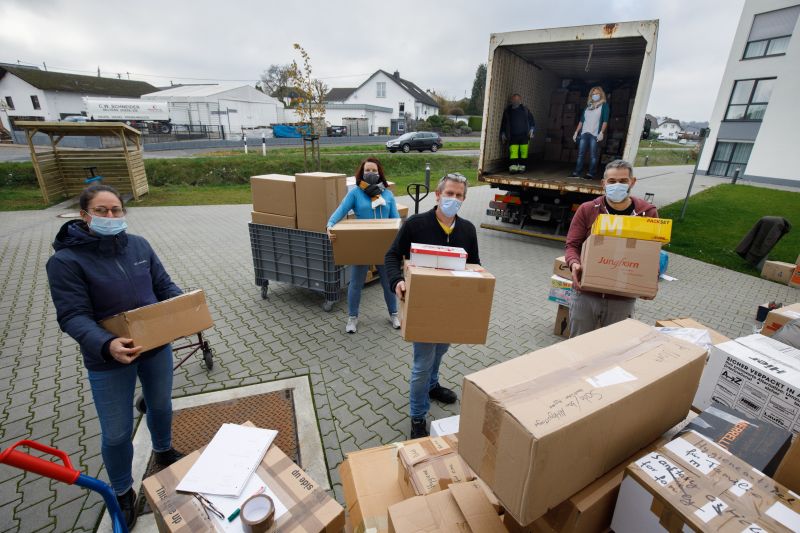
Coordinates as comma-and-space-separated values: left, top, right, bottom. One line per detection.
340, 443, 405, 533
449, 482, 507, 533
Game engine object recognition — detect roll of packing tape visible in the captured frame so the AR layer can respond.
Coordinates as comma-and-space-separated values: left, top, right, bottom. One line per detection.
240, 494, 275, 533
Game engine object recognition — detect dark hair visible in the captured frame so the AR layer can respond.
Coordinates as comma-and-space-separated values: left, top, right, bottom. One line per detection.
355, 157, 388, 187
79, 184, 124, 211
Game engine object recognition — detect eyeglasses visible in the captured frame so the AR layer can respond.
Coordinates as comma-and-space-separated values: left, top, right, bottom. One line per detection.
88, 207, 125, 216
193, 493, 224, 520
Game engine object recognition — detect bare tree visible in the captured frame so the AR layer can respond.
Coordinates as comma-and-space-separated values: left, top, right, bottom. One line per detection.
259, 64, 292, 97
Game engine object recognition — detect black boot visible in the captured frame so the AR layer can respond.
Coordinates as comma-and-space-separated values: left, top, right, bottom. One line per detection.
154, 448, 185, 468
428, 384, 457, 404
410, 418, 429, 439
116, 488, 138, 530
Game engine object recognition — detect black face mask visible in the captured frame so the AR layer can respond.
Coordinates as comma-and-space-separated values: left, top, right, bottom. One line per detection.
363, 172, 381, 185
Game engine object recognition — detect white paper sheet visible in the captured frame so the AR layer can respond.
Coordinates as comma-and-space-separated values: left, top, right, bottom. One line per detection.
206, 473, 288, 533
176, 424, 277, 496
451, 271, 482, 278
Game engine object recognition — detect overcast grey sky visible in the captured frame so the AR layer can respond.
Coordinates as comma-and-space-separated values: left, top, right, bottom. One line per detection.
1, 0, 745, 121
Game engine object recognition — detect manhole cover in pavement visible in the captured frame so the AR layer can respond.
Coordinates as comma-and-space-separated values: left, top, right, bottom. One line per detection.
137, 389, 299, 516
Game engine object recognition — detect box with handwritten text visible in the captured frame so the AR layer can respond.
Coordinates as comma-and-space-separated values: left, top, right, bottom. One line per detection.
458, 319, 707, 525
611, 430, 800, 532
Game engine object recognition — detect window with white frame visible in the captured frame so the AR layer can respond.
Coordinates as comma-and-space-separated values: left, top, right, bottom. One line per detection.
743, 5, 799, 59
4, 96, 14, 110
708, 142, 753, 177
376, 82, 386, 98
31, 95, 40, 110
724, 78, 776, 121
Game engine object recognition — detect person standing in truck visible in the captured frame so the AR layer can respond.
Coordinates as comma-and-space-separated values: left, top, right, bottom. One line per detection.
564, 159, 657, 337
499, 93, 535, 174
571, 86, 610, 179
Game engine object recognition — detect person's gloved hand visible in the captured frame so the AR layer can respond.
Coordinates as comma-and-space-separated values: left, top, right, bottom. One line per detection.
597, 132, 605, 142
572, 131, 578, 142
500, 132, 507, 144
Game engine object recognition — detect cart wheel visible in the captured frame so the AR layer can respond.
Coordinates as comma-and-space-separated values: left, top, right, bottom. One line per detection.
322, 300, 334, 312
261, 282, 269, 299
135, 394, 147, 414
203, 348, 214, 370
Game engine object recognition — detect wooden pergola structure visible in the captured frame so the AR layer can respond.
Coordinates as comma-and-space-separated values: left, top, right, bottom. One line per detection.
16, 121, 149, 204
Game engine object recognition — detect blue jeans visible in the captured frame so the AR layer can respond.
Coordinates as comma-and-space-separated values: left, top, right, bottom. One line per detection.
87, 345, 174, 495
409, 343, 450, 419
574, 132, 599, 176
348, 264, 397, 317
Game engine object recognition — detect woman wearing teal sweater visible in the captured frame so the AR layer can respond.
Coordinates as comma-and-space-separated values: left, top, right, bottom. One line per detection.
571, 86, 610, 179
327, 157, 400, 333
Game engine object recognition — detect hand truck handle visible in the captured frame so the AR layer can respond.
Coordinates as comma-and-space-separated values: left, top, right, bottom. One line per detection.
0, 439, 80, 484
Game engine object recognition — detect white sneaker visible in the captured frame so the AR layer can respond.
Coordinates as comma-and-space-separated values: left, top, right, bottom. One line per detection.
390, 313, 401, 330
346, 316, 358, 334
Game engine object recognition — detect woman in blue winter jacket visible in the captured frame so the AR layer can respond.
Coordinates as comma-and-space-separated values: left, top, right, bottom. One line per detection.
45, 185, 184, 530
327, 157, 400, 334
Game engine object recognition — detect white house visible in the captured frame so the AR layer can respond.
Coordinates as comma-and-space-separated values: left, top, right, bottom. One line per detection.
654, 118, 683, 140
698, 0, 800, 186
0, 65, 157, 133
142, 84, 282, 137
327, 70, 439, 134
324, 103, 394, 135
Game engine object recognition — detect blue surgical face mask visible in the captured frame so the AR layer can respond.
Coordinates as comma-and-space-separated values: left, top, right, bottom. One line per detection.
605, 183, 630, 203
439, 197, 462, 217
591, 94, 601, 102
89, 215, 128, 236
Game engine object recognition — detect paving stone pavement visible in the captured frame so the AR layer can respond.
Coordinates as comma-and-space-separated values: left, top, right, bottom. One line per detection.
0, 181, 798, 532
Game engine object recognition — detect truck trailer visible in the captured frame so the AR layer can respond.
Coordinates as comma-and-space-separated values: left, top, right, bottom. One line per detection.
82, 97, 172, 133
478, 20, 659, 240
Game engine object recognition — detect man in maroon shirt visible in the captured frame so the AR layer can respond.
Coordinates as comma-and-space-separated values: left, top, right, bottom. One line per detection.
564, 159, 658, 337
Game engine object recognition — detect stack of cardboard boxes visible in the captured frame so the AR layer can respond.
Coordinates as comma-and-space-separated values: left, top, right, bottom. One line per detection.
601, 86, 634, 165
761, 254, 800, 287
250, 172, 348, 232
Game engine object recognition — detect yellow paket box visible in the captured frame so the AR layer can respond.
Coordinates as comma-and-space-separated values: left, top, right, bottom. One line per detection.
591, 214, 672, 243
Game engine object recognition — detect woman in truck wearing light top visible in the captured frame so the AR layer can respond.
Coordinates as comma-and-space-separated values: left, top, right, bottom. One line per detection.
327, 157, 400, 334
45, 184, 185, 530
571, 86, 610, 179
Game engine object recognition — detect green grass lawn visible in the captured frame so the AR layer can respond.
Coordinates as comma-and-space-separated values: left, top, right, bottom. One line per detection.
635, 148, 696, 167
0, 186, 61, 210
203, 141, 479, 157
660, 184, 799, 275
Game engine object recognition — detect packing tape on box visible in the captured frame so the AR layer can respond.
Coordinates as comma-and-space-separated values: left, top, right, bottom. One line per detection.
408, 455, 475, 495
398, 436, 457, 466
240, 494, 275, 533
650, 497, 684, 533
479, 330, 691, 481
261, 454, 328, 532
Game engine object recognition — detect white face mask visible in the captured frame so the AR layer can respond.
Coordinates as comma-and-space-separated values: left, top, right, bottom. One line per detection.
591, 94, 601, 102
605, 183, 630, 203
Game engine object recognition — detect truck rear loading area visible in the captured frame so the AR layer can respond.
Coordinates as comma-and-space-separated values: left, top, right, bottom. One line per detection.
478, 21, 658, 240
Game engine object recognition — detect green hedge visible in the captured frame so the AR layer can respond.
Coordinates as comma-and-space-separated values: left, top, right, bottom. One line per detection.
468, 116, 483, 132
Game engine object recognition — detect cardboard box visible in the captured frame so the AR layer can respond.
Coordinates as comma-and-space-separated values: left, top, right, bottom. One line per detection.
250, 174, 296, 217
591, 214, 672, 243
654, 317, 730, 346
611, 430, 800, 533
775, 436, 800, 494
397, 435, 475, 497
430, 415, 460, 437
388, 482, 506, 533
792, 264, 800, 288
251, 210, 296, 228
100, 290, 213, 353
554, 304, 570, 338
330, 219, 401, 266
693, 334, 800, 433
762, 303, 800, 337
548, 275, 574, 306
143, 424, 344, 533
295, 172, 347, 233
678, 402, 792, 476
401, 264, 495, 344
761, 260, 796, 284
458, 319, 707, 525
579, 235, 661, 298
553, 255, 571, 280
397, 203, 409, 220
409, 243, 468, 271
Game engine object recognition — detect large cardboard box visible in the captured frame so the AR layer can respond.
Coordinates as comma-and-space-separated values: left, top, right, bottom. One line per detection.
611, 430, 800, 532
762, 302, 800, 337
100, 290, 213, 353
388, 482, 506, 533
330, 219, 401, 266
775, 437, 800, 494
401, 264, 495, 344
579, 235, 661, 298
553, 256, 571, 280
554, 304, 570, 338
678, 402, 791, 476
251, 210, 296, 228
654, 317, 730, 346
762, 260, 797, 284
295, 172, 347, 233
458, 319, 707, 524
591, 214, 672, 244
143, 426, 344, 533
397, 435, 475, 497
250, 174, 296, 217
693, 334, 800, 433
